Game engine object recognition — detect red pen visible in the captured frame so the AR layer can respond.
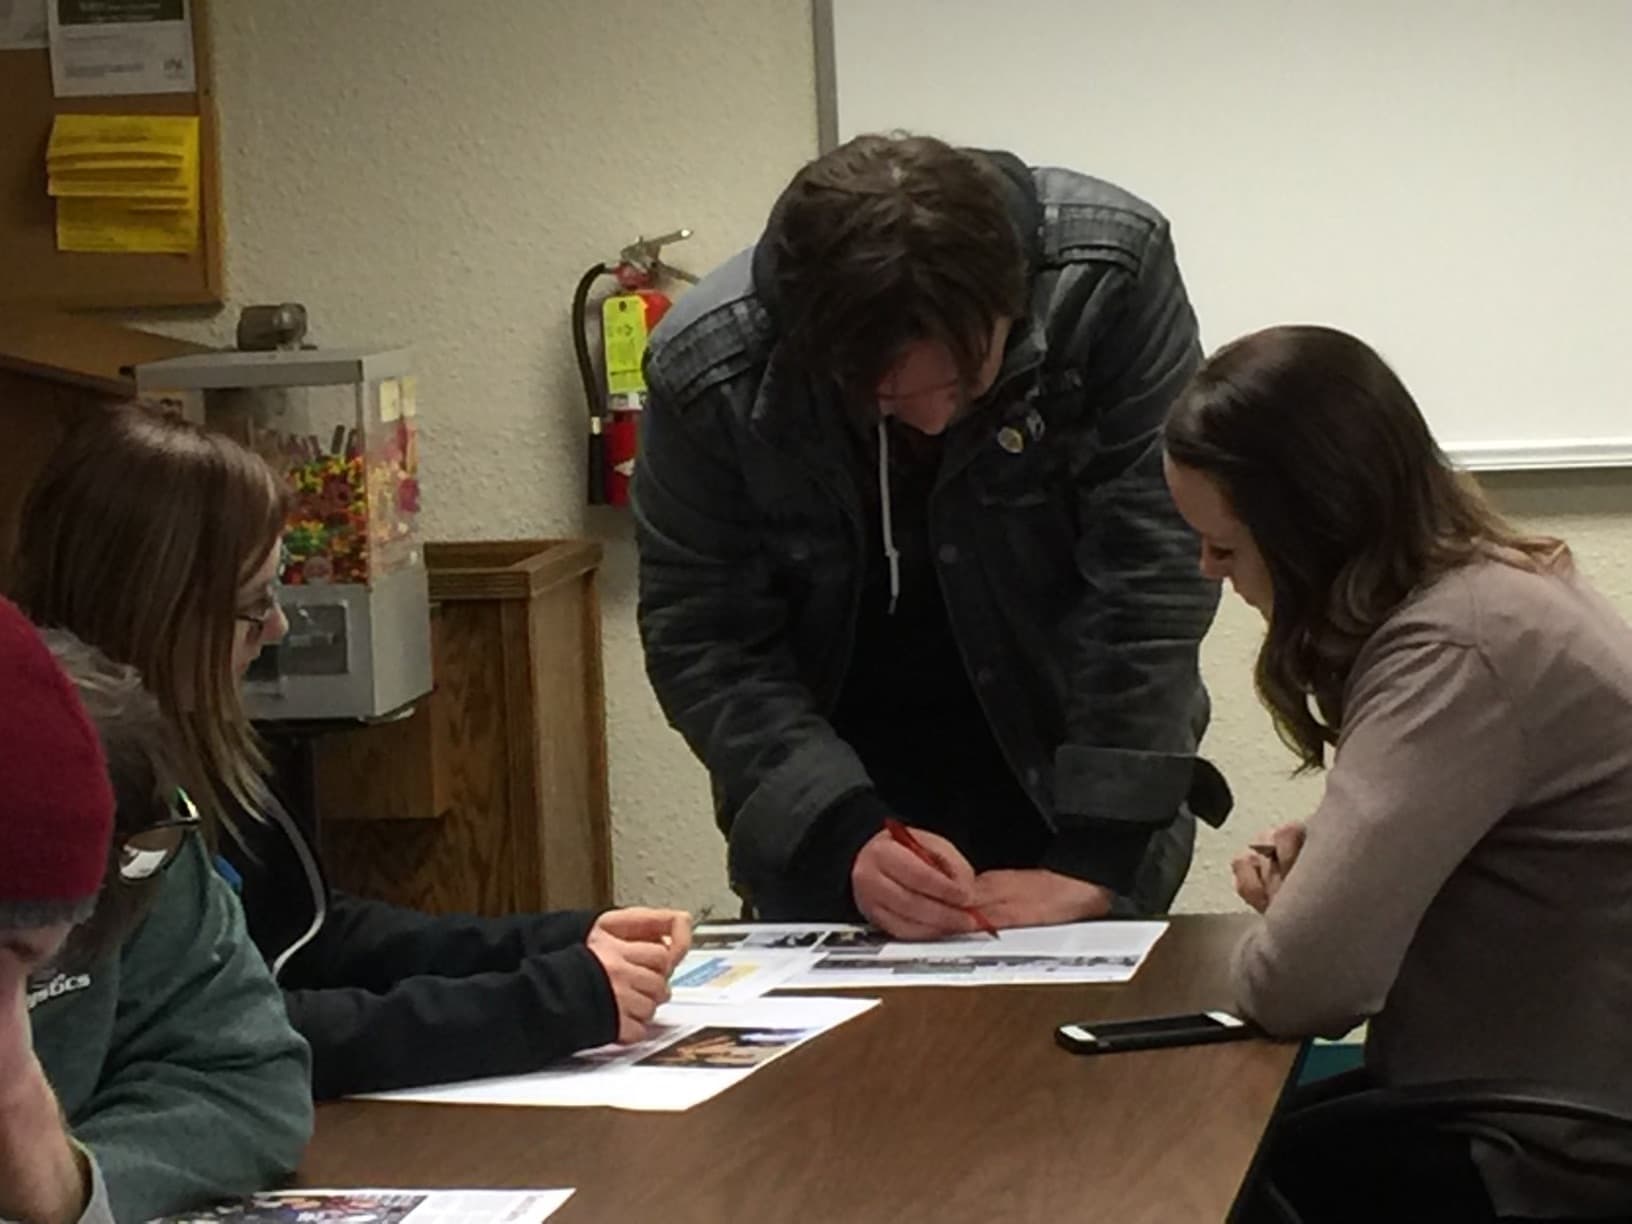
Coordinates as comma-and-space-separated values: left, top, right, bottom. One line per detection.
883, 817, 1001, 938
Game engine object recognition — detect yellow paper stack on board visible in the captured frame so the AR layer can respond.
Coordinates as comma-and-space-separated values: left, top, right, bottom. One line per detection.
47, 114, 200, 254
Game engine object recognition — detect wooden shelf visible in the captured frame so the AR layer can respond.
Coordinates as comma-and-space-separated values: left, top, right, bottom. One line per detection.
0, 308, 208, 394
0, 310, 212, 586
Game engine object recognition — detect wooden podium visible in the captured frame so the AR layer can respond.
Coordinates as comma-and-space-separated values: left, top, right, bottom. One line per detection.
313, 540, 614, 915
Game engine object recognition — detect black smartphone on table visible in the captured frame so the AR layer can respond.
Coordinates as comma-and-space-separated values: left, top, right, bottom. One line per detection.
1055, 1010, 1259, 1056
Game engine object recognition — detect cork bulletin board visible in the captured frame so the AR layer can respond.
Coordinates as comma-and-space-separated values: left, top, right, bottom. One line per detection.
0, 0, 221, 309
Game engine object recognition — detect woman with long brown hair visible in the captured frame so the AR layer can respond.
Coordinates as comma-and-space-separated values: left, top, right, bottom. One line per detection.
14, 403, 693, 1100
1164, 325, 1632, 1220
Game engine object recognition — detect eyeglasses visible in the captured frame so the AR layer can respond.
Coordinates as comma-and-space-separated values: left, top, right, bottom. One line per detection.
235, 583, 282, 641
119, 788, 202, 883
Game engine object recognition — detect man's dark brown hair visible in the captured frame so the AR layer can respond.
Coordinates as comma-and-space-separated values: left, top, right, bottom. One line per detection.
767, 133, 1028, 404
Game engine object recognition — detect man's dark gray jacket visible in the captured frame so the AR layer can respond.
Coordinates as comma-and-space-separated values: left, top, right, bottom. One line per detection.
634, 151, 1230, 915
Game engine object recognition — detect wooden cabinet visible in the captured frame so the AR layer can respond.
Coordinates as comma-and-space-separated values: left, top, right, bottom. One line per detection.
313, 540, 613, 915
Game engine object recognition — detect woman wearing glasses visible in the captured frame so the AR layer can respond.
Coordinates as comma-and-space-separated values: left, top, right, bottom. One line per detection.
1164, 326, 1632, 1221
15, 404, 692, 1100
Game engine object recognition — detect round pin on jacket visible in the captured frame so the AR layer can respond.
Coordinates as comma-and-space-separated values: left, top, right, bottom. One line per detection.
997, 425, 1025, 454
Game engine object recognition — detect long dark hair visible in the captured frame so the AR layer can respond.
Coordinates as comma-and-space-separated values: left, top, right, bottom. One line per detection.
14, 404, 290, 836
1164, 325, 1568, 769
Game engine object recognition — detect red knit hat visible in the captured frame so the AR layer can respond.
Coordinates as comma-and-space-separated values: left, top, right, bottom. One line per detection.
0, 595, 114, 929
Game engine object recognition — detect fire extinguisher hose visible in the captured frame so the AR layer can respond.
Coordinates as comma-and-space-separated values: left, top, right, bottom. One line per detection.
574, 261, 614, 504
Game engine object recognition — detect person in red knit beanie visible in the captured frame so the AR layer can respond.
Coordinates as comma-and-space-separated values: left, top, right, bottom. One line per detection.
0, 595, 116, 1224
0, 596, 114, 930
3, 598, 313, 1224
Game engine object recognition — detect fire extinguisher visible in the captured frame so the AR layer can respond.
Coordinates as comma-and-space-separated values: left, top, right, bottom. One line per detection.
574, 229, 695, 506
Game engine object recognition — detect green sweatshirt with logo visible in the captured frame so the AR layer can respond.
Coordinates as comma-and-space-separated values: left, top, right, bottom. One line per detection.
29, 835, 313, 1222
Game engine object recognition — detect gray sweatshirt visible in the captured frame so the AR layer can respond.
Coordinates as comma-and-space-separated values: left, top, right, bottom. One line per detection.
1234, 559, 1632, 1217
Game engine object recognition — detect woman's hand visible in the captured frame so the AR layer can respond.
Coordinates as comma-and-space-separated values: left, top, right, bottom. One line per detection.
590, 907, 692, 972
586, 908, 694, 1044
586, 926, 674, 1044
1231, 823, 1307, 913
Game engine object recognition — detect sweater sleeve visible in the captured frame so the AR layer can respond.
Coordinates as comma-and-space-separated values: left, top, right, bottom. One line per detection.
1232, 629, 1526, 1038
284, 890, 598, 993
68, 838, 313, 1222
286, 945, 617, 1101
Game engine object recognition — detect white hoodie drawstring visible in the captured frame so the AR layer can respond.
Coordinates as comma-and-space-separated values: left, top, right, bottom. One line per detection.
877, 417, 900, 615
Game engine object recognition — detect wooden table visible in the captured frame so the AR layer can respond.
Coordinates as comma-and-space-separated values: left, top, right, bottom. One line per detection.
301, 915, 1302, 1223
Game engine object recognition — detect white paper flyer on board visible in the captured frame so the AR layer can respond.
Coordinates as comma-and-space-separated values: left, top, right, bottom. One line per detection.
48, 0, 195, 96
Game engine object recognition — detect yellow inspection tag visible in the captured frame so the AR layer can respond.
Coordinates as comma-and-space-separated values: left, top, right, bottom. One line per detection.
602, 294, 650, 397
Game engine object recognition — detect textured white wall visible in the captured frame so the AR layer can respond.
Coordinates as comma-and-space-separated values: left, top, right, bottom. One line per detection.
144, 0, 817, 918
133, 0, 1632, 918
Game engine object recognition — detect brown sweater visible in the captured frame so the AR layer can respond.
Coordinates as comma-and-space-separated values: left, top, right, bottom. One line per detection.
1233, 559, 1632, 1217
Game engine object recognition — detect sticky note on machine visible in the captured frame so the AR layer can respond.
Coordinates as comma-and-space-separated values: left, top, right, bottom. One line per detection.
46, 113, 200, 253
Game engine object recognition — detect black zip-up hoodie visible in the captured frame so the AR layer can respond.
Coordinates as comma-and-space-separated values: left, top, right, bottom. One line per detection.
220, 779, 615, 1100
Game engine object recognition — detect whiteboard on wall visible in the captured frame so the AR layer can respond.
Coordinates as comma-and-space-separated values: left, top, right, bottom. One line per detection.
818, 0, 1632, 470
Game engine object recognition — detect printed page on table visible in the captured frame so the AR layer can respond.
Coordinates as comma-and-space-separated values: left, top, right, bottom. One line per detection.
152, 1188, 574, 1223
669, 945, 818, 1003
693, 921, 1167, 955
685, 921, 1171, 989
358, 997, 879, 1112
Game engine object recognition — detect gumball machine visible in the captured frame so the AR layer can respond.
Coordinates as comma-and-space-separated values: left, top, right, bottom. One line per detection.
134, 310, 432, 721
